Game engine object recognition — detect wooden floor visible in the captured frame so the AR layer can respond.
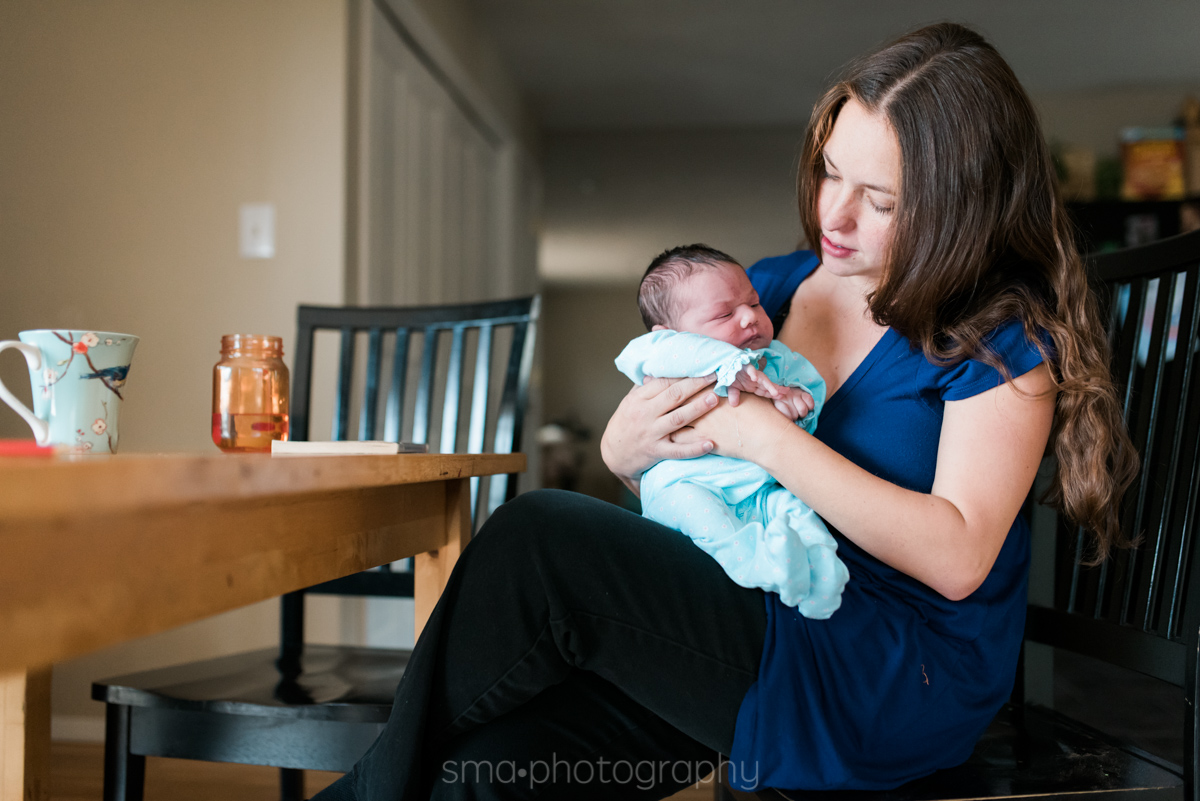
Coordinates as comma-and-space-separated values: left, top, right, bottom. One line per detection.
50, 741, 714, 800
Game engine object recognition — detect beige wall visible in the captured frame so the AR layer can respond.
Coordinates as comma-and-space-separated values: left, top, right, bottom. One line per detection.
540, 128, 805, 285
0, 0, 347, 449
541, 284, 644, 504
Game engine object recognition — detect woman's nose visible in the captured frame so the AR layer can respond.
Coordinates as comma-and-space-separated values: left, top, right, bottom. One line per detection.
822, 187, 856, 232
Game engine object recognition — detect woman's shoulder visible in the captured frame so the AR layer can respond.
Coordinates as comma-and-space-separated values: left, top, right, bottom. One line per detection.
934, 319, 1053, 402
746, 250, 821, 319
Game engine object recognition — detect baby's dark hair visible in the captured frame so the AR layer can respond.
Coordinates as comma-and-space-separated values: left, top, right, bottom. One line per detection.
638, 244, 742, 330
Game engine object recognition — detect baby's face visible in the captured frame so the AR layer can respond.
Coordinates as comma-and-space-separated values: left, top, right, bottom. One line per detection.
660, 263, 773, 349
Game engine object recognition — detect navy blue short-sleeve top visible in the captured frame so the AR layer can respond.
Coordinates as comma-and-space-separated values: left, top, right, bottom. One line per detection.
728, 251, 1048, 791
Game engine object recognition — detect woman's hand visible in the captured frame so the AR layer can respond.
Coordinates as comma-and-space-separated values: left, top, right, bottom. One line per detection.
601, 375, 720, 495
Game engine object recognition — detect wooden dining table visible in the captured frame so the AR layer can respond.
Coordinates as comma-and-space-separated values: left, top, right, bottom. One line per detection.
0, 450, 524, 801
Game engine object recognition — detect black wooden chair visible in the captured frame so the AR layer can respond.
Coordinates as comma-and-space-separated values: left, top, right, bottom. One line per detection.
93, 296, 540, 801
721, 229, 1200, 801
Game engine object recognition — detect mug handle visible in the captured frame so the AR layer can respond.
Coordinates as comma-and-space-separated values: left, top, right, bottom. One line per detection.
0, 341, 50, 445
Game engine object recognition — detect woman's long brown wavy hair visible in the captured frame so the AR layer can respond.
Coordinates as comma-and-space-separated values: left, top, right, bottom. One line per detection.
797, 23, 1138, 562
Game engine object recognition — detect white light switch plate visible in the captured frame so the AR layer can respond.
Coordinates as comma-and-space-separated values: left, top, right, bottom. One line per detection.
239, 203, 275, 259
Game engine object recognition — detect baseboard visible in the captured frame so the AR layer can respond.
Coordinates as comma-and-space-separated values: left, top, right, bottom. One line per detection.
52, 714, 105, 743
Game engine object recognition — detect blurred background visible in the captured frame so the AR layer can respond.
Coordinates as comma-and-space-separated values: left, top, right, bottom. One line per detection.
3, 0, 1199, 742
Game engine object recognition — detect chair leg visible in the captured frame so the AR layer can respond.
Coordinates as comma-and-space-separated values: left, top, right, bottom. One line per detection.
280, 767, 305, 801
103, 703, 145, 801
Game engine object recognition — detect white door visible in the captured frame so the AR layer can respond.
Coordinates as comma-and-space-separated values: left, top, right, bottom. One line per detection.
341, 2, 529, 649
362, 2, 502, 306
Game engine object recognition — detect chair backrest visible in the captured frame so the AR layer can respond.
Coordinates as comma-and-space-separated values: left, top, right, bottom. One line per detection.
291, 296, 540, 528
1024, 229, 1200, 766
279, 296, 539, 654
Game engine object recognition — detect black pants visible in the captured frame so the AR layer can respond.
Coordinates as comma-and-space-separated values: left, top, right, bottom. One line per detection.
312, 489, 768, 800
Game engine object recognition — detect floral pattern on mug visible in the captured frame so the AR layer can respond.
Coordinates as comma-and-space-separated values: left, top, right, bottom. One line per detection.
77, 400, 114, 453
42, 331, 131, 400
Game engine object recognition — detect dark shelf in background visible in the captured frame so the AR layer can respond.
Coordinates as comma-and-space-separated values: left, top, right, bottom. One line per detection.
1067, 197, 1199, 254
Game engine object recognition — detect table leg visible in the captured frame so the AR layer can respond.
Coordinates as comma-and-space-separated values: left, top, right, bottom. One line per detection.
1, 668, 51, 801
414, 478, 472, 641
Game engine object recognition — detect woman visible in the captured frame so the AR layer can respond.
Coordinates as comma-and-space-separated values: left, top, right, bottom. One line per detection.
315, 22, 1135, 800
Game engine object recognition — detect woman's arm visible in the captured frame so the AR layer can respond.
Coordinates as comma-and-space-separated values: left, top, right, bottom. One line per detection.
689, 364, 1056, 600
600, 375, 719, 496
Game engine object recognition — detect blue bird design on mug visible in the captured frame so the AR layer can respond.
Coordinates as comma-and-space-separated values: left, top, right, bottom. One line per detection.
80, 364, 131, 388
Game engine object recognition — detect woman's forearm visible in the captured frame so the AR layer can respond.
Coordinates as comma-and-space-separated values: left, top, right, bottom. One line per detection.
756, 425, 989, 599
707, 365, 1055, 599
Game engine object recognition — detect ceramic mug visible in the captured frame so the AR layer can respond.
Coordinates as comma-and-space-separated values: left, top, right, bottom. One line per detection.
0, 330, 139, 453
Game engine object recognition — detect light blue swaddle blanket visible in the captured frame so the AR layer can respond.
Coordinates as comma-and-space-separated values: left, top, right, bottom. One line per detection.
615, 330, 849, 619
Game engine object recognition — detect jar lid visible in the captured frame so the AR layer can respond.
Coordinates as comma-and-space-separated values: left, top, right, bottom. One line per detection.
220, 334, 284, 357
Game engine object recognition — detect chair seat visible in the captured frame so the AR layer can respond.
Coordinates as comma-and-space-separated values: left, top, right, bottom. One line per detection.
721, 703, 1183, 801
92, 644, 410, 722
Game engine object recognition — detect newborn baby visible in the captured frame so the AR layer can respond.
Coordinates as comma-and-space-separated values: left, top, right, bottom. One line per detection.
615, 244, 849, 618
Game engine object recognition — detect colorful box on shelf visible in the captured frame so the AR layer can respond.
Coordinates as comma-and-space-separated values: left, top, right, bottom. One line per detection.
1120, 127, 1186, 201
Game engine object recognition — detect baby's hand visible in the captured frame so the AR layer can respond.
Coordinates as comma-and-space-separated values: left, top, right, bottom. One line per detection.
770, 386, 816, 421
726, 365, 763, 406
727, 366, 815, 421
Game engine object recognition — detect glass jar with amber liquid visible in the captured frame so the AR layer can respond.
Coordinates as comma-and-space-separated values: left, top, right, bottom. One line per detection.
212, 334, 290, 452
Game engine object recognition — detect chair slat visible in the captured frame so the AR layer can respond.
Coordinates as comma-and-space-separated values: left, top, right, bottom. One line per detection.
359, 328, 383, 441
510, 296, 541, 457
384, 329, 410, 443
467, 324, 493, 455
332, 326, 355, 441
1141, 271, 1192, 630
291, 322, 316, 442
439, 326, 466, 454
486, 303, 539, 518
1166, 268, 1200, 637
1086, 278, 1149, 619
1084, 275, 1147, 618
1117, 279, 1149, 424
411, 328, 438, 446
467, 324, 494, 528
1125, 272, 1178, 628
486, 321, 525, 517
1177, 440, 1200, 640
1067, 526, 1085, 615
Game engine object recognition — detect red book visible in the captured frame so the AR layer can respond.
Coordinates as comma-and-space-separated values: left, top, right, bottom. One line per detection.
0, 439, 58, 457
